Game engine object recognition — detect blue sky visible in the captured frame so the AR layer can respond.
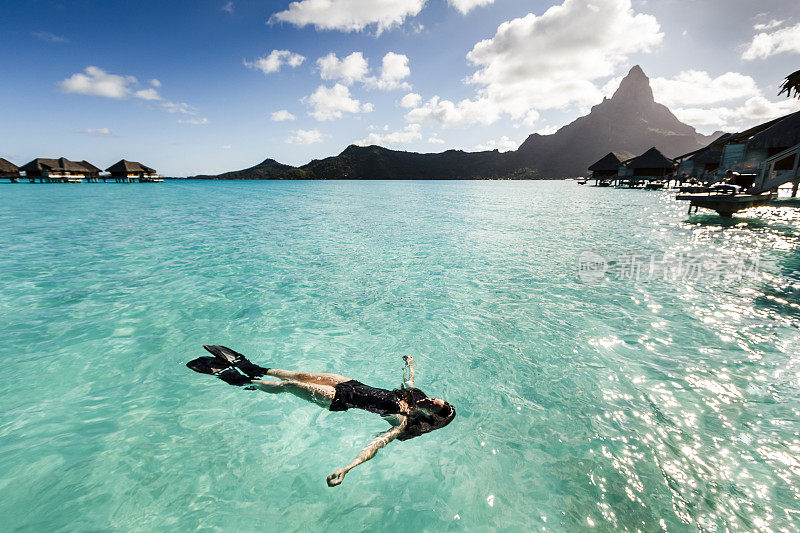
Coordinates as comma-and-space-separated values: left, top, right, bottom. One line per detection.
1, 0, 800, 176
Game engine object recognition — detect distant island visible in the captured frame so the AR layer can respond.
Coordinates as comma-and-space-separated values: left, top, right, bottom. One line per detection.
193, 66, 722, 180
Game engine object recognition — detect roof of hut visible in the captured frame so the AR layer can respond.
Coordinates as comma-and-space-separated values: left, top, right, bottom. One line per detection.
747, 111, 800, 150
692, 149, 723, 165
626, 147, 674, 169
0, 157, 19, 173
79, 160, 102, 173
588, 152, 622, 172
105, 159, 156, 173
19, 157, 90, 173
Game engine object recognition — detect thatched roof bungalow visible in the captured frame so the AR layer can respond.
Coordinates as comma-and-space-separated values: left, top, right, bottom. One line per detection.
19, 157, 88, 180
79, 160, 102, 178
0, 158, 20, 179
675, 145, 723, 179
625, 147, 675, 179
747, 111, 800, 153
588, 153, 621, 180
698, 112, 799, 174
105, 160, 158, 180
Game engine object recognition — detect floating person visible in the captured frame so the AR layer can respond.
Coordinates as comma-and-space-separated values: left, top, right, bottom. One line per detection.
187, 346, 456, 487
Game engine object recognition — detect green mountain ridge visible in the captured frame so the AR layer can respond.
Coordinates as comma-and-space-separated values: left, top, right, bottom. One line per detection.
193, 66, 721, 180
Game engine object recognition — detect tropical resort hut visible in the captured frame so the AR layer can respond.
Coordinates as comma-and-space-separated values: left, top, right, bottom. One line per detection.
588, 152, 621, 186
79, 160, 103, 182
703, 114, 793, 186
746, 111, 800, 195
19, 157, 88, 183
0, 158, 21, 183
105, 160, 161, 182
621, 147, 674, 187
675, 143, 725, 182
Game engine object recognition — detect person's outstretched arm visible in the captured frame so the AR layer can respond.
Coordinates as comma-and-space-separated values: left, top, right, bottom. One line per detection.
326, 417, 407, 487
403, 355, 415, 388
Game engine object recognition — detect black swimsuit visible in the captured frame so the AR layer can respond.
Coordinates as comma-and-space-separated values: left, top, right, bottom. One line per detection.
329, 380, 404, 416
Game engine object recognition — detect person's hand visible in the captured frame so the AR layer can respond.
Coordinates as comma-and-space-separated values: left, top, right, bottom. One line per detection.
403, 355, 414, 365
327, 469, 346, 487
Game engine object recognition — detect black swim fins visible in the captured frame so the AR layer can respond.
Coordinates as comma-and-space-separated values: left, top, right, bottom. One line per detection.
187, 356, 253, 386
202, 345, 270, 378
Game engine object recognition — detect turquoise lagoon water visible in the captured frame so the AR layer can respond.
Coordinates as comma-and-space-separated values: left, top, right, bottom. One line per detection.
1, 180, 799, 532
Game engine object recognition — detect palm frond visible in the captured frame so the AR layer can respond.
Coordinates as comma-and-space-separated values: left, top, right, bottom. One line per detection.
779, 69, 800, 99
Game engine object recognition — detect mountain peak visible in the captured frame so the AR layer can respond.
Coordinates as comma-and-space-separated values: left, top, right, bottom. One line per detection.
611, 64, 654, 106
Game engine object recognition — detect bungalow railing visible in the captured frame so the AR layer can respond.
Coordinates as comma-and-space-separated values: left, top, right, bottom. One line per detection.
752, 143, 800, 194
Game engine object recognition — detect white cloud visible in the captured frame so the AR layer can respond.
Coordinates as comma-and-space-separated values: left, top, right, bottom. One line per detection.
222, 1, 234, 14
134, 88, 162, 101
449, 0, 494, 15
650, 70, 760, 107
365, 52, 411, 90
753, 19, 784, 31
271, 109, 297, 121
59, 66, 201, 119
161, 101, 197, 115
400, 93, 422, 108
33, 30, 68, 43
222, 145, 232, 150
601, 75, 624, 98
244, 50, 306, 74
59, 66, 136, 99
178, 117, 209, 125
536, 125, 559, 135
75, 127, 115, 137
357, 123, 422, 145
287, 128, 325, 144
742, 21, 800, 60
304, 83, 373, 121
467, 0, 662, 111
404, 96, 502, 127
475, 136, 518, 152
673, 97, 800, 133
271, 0, 426, 35
317, 52, 369, 85
405, 0, 663, 126
428, 134, 445, 144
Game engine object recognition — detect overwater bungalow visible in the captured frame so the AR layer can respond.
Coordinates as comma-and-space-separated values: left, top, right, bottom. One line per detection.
105, 160, 162, 182
19, 157, 88, 183
0, 158, 21, 183
746, 111, 800, 195
675, 142, 725, 182
675, 111, 800, 216
79, 160, 103, 182
617, 147, 674, 187
697, 114, 794, 187
587, 152, 621, 186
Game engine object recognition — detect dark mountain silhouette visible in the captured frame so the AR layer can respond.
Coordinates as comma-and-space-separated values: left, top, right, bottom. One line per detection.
511, 65, 721, 176
193, 65, 721, 180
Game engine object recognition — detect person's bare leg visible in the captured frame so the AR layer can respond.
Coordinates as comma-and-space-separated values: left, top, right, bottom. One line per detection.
253, 379, 335, 408
265, 369, 350, 387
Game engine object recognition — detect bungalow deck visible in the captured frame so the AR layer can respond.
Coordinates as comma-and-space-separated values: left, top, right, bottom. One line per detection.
677, 192, 777, 217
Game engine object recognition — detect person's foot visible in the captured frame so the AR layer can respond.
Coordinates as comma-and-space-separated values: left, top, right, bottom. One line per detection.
187, 356, 252, 386
203, 345, 270, 378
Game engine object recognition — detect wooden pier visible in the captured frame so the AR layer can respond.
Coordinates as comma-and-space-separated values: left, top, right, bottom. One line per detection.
677, 192, 777, 217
